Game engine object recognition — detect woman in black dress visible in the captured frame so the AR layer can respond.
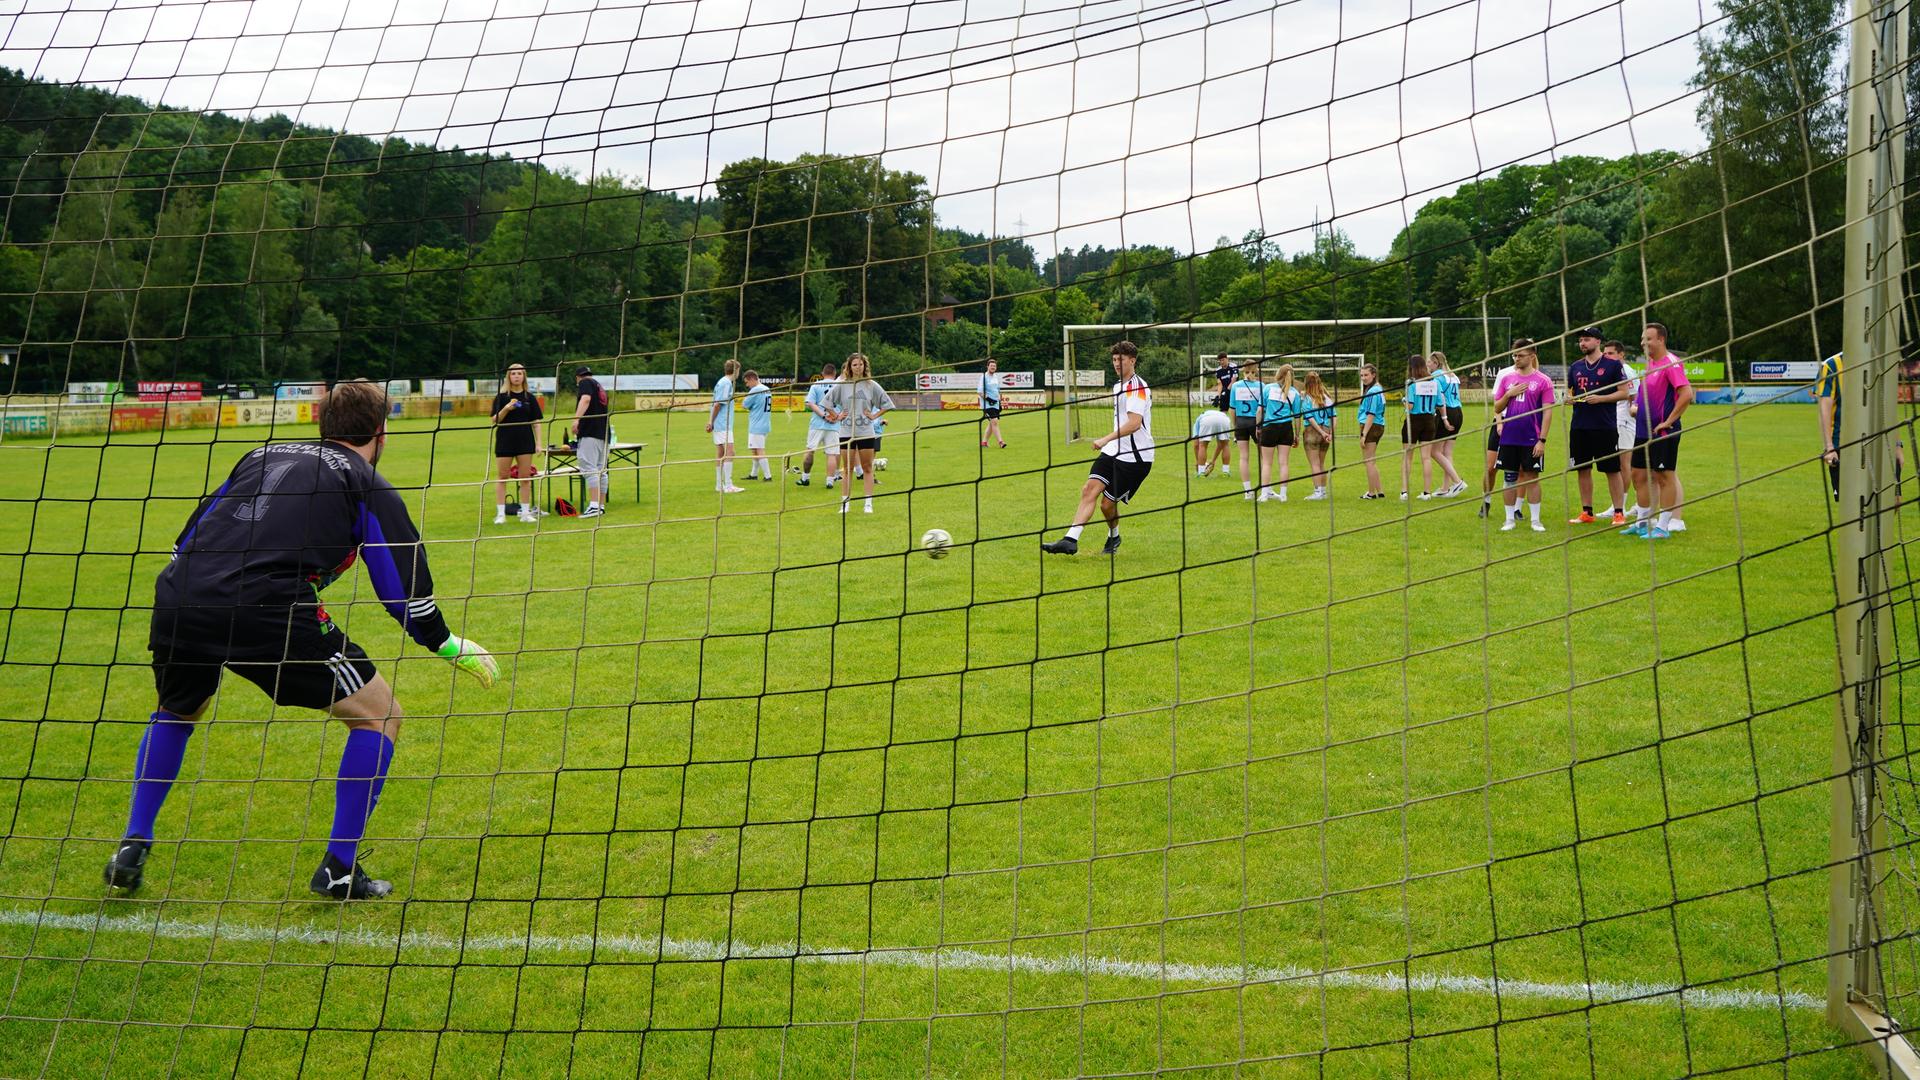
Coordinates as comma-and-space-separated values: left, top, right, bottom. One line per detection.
492, 363, 543, 523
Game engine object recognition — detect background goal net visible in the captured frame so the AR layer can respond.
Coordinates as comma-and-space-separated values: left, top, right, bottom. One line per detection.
0, 0, 1913, 1077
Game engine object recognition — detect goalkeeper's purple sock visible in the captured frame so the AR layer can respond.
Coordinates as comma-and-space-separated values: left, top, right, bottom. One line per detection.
125, 710, 194, 839
328, 729, 395, 867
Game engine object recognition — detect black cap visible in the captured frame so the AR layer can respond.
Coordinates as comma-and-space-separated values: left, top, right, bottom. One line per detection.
1575, 326, 1603, 340
574, 365, 593, 378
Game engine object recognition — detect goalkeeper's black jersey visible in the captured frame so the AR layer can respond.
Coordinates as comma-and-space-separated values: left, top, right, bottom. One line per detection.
151, 441, 451, 659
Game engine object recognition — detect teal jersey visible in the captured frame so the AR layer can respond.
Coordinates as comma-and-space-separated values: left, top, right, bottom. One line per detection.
743, 384, 773, 435
1404, 376, 1438, 416
1229, 378, 1266, 419
711, 375, 735, 431
805, 382, 836, 431
1301, 393, 1336, 428
981, 374, 1001, 407
1357, 384, 1386, 426
1261, 385, 1296, 425
1437, 371, 1462, 409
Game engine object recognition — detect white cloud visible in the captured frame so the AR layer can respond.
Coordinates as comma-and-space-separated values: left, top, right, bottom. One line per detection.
0, 0, 1720, 256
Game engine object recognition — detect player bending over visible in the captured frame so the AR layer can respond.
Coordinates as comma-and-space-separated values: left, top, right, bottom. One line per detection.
1043, 340, 1154, 555
110, 380, 497, 901
1192, 394, 1232, 476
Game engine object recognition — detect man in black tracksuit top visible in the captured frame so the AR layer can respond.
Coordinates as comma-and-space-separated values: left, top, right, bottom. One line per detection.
109, 380, 498, 900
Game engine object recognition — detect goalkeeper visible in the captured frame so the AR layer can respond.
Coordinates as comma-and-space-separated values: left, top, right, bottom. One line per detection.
107, 379, 497, 901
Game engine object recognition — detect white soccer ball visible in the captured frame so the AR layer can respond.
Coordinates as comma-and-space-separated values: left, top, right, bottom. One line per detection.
874, 457, 888, 471
921, 528, 952, 559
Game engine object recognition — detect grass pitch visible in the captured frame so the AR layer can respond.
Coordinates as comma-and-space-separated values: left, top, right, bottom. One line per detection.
0, 399, 1894, 1078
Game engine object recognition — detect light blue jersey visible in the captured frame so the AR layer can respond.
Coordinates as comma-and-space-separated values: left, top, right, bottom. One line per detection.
711, 375, 735, 431
1229, 377, 1266, 420
743, 383, 773, 435
1437, 370, 1462, 409
1357, 383, 1386, 427
982, 374, 1001, 408
806, 382, 837, 431
1301, 393, 1336, 429
1261, 385, 1296, 425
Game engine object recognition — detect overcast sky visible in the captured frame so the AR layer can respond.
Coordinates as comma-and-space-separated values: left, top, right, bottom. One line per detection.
0, 0, 1719, 259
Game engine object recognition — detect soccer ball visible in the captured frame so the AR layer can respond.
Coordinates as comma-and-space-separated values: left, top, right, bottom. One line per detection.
920, 528, 952, 559
874, 457, 888, 471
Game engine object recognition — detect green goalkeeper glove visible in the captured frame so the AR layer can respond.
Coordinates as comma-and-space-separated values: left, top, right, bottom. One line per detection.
435, 635, 498, 689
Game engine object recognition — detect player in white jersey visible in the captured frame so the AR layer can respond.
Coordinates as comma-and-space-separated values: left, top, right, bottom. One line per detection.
1480, 359, 1517, 518
1043, 340, 1153, 556
1191, 394, 1232, 476
1605, 339, 1641, 520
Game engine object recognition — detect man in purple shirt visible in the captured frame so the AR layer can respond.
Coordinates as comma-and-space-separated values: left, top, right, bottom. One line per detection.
1493, 338, 1555, 532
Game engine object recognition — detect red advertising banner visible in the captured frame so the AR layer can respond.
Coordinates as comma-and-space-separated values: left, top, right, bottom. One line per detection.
135, 381, 203, 401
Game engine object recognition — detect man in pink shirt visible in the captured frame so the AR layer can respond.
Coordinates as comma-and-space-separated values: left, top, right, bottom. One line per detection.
1623, 322, 1695, 539
1492, 338, 1556, 532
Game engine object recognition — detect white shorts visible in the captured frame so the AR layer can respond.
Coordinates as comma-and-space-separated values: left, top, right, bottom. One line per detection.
806, 428, 839, 453
1616, 417, 1635, 452
712, 428, 734, 446
747, 432, 767, 450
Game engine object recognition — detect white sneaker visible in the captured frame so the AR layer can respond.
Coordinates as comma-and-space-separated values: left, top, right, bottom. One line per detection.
1400, 492, 1409, 501
1445, 481, 1469, 497
863, 498, 873, 514
1277, 488, 1288, 502
492, 512, 506, 524
1417, 492, 1433, 501
1500, 518, 1517, 531
1243, 490, 1254, 501
724, 485, 746, 494
1531, 520, 1547, 532
1666, 519, 1687, 533
1257, 491, 1274, 502
517, 510, 537, 523
1306, 489, 1326, 500
839, 498, 850, 514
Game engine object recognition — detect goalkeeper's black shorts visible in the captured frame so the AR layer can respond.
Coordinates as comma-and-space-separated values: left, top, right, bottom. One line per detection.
152, 628, 377, 713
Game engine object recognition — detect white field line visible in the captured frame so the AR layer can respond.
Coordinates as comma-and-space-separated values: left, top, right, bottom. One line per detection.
0, 908, 1818, 1013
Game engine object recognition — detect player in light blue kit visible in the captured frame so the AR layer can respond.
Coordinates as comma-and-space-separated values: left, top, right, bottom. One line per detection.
740, 369, 775, 481
797, 362, 841, 487
706, 358, 742, 493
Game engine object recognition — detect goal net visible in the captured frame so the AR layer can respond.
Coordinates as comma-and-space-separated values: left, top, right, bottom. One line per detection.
0, 0, 1914, 1077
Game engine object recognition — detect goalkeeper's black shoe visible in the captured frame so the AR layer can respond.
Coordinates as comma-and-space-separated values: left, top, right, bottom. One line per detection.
1101, 534, 1122, 555
1040, 536, 1078, 555
104, 838, 151, 891
310, 852, 392, 900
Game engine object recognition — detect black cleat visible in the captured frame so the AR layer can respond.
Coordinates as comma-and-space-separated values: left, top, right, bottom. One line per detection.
1477, 501, 1489, 519
1041, 537, 1079, 555
1101, 534, 1122, 555
310, 852, 393, 900
795, 477, 810, 486
104, 838, 151, 891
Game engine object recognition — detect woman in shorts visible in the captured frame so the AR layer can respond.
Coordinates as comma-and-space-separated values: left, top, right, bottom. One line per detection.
1191, 402, 1233, 476
831, 353, 894, 514
1256, 364, 1299, 502
1426, 352, 1467, 496
1399, 354, 1438, 499
1357, 363, 1387, 498
1229, 358, 1266, 497
1298, 370, 1335, 499
491, 363, 543, 523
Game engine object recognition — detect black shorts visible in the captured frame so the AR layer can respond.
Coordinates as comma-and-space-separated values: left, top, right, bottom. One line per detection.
1569, 428, 1621, 473
1497, 444, 1544, 475
1090, 454, 1152, 504
1256, 422, 1294, 448
845, 437, 878, 453
1402, 413, 1436, 445
494, 433, 536, 459
1233, 417, 1257, 441
1632, 433, 1681, 472
1363, 423, 1385, 445
1440, 406, 1464, 437
982, 407, 1002, 420
151, 632, 377, 714
1486, 425, 1501, 454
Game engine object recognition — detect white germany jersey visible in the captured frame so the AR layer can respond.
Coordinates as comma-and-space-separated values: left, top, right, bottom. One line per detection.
1102, 375, 1154, 462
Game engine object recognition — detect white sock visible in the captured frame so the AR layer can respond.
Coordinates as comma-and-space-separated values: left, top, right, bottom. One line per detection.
1482, 495, 1492, 506
1655, 511, 1672, 529
715, 465, 724, 489
1065, 525, 1084, 540
1529, 501, 1541, 523
496, 504, 505, 514
589, 501, 601, 510
725, 462, 735, 486
1108, 526, 1120, 538
801, 470, 809, 481
1242, 481, 1252, 492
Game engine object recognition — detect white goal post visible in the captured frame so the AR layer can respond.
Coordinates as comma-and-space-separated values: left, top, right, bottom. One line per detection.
1059, 320, 1432, 442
